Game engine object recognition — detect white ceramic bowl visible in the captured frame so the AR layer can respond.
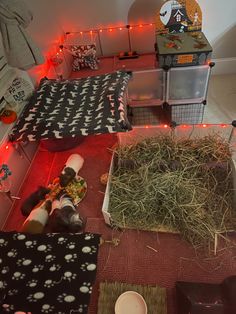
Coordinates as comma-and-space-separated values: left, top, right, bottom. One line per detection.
115, 290, 147, 314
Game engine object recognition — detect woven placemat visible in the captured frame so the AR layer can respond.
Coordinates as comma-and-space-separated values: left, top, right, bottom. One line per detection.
97, 281, 167, 314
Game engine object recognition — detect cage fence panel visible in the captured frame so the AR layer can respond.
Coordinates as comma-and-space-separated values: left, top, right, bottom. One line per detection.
128, 105, 171, 126
170, 103, 205, 125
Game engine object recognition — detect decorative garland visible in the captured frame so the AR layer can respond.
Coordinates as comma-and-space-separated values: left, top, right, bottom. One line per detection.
0, 164, 12, 182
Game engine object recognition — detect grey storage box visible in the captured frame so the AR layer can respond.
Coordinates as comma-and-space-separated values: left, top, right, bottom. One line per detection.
156, 31, 212, 68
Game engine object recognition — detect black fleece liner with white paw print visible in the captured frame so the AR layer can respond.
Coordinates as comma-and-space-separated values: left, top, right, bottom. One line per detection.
0, 232, 100, 314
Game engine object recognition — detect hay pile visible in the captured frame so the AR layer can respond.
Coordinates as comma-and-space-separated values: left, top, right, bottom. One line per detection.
109, 134, 236, 247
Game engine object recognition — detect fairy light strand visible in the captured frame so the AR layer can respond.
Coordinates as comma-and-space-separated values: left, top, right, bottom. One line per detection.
65, 23, 154, 35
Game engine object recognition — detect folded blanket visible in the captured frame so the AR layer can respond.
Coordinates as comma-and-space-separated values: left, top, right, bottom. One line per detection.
10, 71, 132, 142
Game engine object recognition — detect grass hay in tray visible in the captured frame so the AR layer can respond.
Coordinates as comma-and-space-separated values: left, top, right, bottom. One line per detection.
109, 134, 236, 248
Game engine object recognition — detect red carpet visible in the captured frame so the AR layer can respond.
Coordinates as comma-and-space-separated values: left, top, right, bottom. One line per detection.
86, 218, 236, 314
4, 132, 236, 314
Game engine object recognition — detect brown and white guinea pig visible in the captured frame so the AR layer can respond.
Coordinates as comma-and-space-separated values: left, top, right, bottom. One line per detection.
59, 154, 84, 187
20, 186, 51, 217
49, 193, 83, 233
20, 199, 52, 234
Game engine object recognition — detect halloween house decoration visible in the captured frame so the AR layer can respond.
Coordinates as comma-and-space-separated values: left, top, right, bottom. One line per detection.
155, 0, 212, 67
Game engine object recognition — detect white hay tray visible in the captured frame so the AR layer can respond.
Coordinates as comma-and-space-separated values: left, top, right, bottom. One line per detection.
102, 124, 236, 228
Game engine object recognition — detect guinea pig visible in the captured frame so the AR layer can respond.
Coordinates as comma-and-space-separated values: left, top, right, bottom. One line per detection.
20, 199, 52, 234
21, 186, 51, 216
49, 194, 83, 233
59, 154, 84, 187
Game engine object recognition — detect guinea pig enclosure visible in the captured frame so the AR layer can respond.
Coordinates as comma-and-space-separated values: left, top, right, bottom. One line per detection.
1, 0, 236, 313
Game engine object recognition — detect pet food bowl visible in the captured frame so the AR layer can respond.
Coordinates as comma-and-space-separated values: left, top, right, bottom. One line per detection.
115, 291, 147, 314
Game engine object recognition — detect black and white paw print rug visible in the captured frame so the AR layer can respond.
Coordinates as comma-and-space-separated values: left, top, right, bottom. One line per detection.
0, 232, 100, 314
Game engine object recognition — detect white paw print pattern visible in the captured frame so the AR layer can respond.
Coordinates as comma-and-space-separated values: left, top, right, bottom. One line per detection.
46, 233, 56, 237
2, 303, 14, 312
82, 245, 97, 254
12, 272, 25, 280
16, 258, 32, 266
49, 264, 61, 272
44, 279, 56, 288
45, 254, 56, 263
57, 293, 76, 303
66, 242, 76, 249
13, 233, 26, 240
27, 292, 45, 303
64, 253, 77, 263
0, 238, 8, 246
7, 249, 17, 257
84, 233, 95, 240
26, 279, 38, 288
37, 244, 52, 252
32, 264, 44, 273
1, 266, 9, 274
57, 237, 67, 244
7, 289, 18, 296
80, 262, 96, 272
62, 271, 77, 282
80, 282, 92, 294
41, 304, 55, 313
78, 304, 88, 313
0, 280, 7, 289
25, 240, 37, 248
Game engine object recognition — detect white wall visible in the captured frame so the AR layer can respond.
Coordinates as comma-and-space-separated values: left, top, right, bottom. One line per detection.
20, 0, 236, 78
198, 0, 236, 59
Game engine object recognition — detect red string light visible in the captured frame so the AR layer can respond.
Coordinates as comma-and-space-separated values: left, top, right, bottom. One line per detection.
65, 23, 155, 36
